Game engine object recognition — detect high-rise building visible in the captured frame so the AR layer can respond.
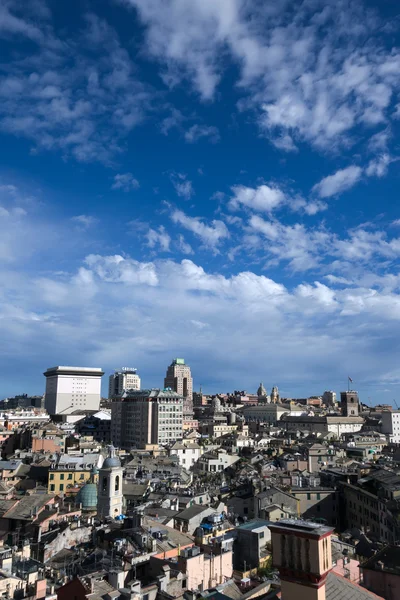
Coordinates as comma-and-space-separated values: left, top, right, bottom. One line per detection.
108, 368, 141, 398
44, 366, 104, 416
111, 388, 184, 449
340, 390, 360, 417
97, 445, 123, 518
164, 358, 193, 418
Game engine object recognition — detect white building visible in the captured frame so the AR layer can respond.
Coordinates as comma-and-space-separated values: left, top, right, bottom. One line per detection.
108, 368, 141, 398
197, 449, 240, 473
44, 366, 104, 416
241, 402, 304, 424
380, 410, 400, 443
170, 441, 202, 468
97, 445, 123, 518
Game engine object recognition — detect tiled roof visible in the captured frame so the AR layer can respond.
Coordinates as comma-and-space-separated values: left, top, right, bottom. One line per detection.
326, 572, 384, 599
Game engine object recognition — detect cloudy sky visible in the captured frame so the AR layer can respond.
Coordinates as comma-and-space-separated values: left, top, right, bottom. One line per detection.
1, 0, 400, 401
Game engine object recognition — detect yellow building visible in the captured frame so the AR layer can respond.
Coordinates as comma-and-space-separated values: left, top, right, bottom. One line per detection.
48, 469, 98, 494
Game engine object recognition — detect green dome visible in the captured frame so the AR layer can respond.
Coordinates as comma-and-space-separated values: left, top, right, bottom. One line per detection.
76, 482, 97, 509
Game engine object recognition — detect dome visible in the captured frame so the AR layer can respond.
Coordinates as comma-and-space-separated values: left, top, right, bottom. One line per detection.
102, 444, 121, 469
76, 482, 97, 509
102, 456, 121, 468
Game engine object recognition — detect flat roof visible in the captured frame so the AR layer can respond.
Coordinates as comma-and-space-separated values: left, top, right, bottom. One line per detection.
269, 518, 334, 536
44, 366, 104, 376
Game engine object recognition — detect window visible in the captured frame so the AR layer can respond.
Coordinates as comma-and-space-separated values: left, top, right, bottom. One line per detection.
68, 473, 73, 480
50, 484, 55, 492
317, 493, 321, 500
49, 473, 54, 481
115, 475, 120, 492
59, 484, 64, 492
60, 473, 64, 480
307, 493, 311, 500
259, 531, 264, 539
102, 476, 108, 492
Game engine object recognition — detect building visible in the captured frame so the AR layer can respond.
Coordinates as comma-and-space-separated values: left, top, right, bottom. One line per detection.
280, 415, 364, 437
164, 358, 193, 418
48, 453, 102, 494
380, 410, 400, 443
170, 441, 202, 469
269, 519, 381, 600
322, 391, 337, 406
75, 411, 111, 443
108, 368, 141, 398
341, 390, 360, 417
360, 545, 400, 600
234, 519, 271, 571
242, 402, 304, 424
97, 445, 123, 518
44, 366, 104, 415
111, 388, 184, 449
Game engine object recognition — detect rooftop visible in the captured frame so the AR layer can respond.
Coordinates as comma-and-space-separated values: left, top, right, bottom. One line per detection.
361, 544, 400, 574
44, 366, 104, 376
122, 388, 184, 400
269, 518, 334, 537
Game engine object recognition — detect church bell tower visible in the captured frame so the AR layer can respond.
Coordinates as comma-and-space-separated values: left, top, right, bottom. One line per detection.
97, 445, 123, 518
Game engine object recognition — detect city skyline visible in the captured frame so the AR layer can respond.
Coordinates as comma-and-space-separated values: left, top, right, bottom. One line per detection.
1, 1, 400, 401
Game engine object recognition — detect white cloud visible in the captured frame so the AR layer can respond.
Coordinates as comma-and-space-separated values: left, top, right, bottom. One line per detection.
170, 173, 194, 199
312, 166, 363, 198
229, 184, 286, 212
127, 0, 400, 152
85, 254, 158, 286
71, 215, 98, 228
365, 154, 393, 178
171, 209, 229, 251
0, 12, 152, 163
146, 226, 171, 252
112, 173, 140, 191
177, 234, 194, 255
184, 124, 220, 143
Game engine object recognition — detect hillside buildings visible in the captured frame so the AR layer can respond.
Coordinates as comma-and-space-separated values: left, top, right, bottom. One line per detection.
44, 366, 103, 416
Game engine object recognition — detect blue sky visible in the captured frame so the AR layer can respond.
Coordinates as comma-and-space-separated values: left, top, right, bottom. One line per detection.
1, 0, 400, 402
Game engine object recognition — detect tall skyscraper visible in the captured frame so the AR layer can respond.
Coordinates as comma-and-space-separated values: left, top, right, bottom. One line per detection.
164, 358, 193, 418
44, 366, 104, 416
111, 388, 184, 449
108, 368, 141, 399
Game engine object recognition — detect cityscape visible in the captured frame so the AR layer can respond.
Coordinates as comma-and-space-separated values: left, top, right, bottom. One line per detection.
1, 0, 400, 600
0, 358, 398, 600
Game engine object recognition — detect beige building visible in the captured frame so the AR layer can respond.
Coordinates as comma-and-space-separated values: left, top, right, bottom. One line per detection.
111, 388, 184, 449
164, 358, 193, 418
270, 519, 382, 600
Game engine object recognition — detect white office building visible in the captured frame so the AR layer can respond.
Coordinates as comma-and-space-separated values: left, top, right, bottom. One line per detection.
44, 366, 104, 416
108, 368, 141, 398
381, 410, 400, 444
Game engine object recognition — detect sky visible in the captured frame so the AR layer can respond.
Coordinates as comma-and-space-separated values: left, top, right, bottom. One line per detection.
1, 0, 400, 402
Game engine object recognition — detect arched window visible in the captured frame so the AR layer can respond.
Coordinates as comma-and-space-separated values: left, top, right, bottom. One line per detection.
102, 476, 107, 492
115, 475, 120, 492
